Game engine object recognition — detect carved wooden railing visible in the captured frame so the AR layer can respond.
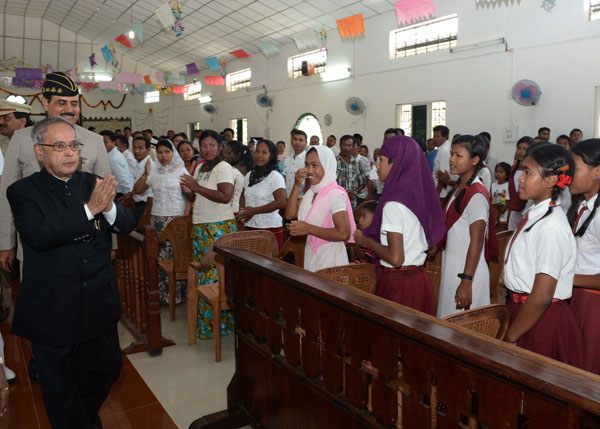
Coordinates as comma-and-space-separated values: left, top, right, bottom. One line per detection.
191, 246, 600, 429
114, 227, 174, 356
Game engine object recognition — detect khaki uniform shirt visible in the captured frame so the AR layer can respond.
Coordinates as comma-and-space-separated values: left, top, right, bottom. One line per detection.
0, 124, 111, 251
0, 135, 9, 157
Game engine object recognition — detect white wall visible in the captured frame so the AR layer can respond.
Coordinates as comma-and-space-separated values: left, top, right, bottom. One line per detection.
2, 1, 600, 164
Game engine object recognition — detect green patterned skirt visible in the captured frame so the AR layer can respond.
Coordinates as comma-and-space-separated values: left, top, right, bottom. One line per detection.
192, 219, 237, 339
153, 215, 187, 305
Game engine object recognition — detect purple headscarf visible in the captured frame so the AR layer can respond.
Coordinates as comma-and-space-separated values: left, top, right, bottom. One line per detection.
363, 136, 445, 248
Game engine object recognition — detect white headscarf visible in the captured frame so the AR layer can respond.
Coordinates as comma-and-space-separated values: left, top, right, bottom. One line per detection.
308, 146, 337, 193
157, 139, 185, 174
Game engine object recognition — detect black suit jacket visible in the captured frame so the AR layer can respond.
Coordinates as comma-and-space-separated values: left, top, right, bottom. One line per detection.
7, 169, 136, 345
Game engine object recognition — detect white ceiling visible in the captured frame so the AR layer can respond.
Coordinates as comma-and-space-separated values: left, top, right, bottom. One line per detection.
0, 0, 399, 73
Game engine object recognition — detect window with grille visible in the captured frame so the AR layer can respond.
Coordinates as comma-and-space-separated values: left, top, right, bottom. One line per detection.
183, 82, 202, 101
390, 14, 458, 59
144, 91, 159, 104
230, 118, 248, 143
226, 69, 251, 92
591, 1, 600, 20
396, 101, 446, 139
288, 49, 327, 79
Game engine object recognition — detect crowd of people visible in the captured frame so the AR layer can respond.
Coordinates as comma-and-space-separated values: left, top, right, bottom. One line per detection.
0, 70, 597, 426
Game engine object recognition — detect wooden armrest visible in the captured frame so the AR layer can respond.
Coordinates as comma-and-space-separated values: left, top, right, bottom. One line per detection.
188, 261, 201, 270
198, 247, 216, 269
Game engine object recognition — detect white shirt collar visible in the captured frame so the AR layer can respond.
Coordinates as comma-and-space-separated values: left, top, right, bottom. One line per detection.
526, 198, 553, 220
583, 193, 599, 208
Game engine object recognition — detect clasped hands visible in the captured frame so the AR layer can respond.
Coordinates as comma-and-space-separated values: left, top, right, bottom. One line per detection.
87, 174, 117, 216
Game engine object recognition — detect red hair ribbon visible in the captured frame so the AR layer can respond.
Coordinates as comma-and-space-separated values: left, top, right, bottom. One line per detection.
557, 174, 572, 189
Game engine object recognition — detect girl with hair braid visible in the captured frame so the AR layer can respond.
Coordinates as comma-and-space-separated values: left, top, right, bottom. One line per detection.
503, 143, 583, 367
435, 135, 498, 318
568, 139, 600, 373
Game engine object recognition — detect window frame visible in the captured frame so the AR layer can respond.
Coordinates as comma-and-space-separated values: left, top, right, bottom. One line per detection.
144, 91, 160, 104
183, 82, 203, 101
226, 68, 252, 92
288, 49, 327, 79
389, 14, 458, 60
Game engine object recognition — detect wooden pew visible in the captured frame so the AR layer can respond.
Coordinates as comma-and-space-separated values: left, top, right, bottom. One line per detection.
191, 246, 600, 429
114, 227, 175, 356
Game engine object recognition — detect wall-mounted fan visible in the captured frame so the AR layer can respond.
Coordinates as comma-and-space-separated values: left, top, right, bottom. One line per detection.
345, 97, 365, 115
256, 93, 272, 108
511, 80, 542, 106
203, 103, 216, 114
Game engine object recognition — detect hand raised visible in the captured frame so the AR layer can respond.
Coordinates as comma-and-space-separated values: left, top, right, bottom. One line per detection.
88, 175, 117, 216
294, 168, 307, 187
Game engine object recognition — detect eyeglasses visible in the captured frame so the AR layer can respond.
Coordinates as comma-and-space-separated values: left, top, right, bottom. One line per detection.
38, 142, 83, 152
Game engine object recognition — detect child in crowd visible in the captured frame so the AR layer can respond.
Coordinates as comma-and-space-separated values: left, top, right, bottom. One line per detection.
435, 135, 497, 318
354, 201, 377, 263
568, 139, 600, 373
508, 136, 534, 230
355, 136, 445, 315
503, 143, 583, 366
491, 162, 511, 224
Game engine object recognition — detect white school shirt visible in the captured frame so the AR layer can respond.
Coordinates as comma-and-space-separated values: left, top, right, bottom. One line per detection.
243, 170, 285, 229
369, 168, 384, 195
283, 149, 307, 198
380, 202, 427, 268
432, 139, 459, 198
122, 149, 137, 177
504, 198, 576, 300
574, 194, 600, 276
438, 177, 490, 318
478, 166, 492, 193
133, 156, 154, 203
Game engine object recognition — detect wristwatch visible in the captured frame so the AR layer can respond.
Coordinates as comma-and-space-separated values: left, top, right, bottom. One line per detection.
457, 273, 474, 281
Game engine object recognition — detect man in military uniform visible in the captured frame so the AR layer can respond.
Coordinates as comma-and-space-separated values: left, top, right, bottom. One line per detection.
0, 99, 32, 157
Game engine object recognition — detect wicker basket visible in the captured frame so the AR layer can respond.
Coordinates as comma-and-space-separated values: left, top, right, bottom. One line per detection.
316, 263, 377, 294
443, 304, 509, 340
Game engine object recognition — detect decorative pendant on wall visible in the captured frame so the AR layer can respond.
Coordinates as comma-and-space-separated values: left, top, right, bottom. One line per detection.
476, 0, 521, 8
89, 53, 97, 69
320, 26, 328, 48
540, 0, 556, 11
324, 114, 332, 126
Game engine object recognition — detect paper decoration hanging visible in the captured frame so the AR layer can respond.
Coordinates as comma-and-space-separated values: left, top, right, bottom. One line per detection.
13, 67, 43, 88
258, 41, 279, 57
155, 71, 164, 84
79, 82, 98, 92
141, 84, 157, 92
155, 3, 175, 29
541, 0, 556, 11
144, 75, 152, 84
293, 30, 320, 53
230, 49, 250, 58
118, 73, 142, 84
170, 0, 185, 37
394, 0, 436, 26
133, 21, 144, 42
205, 75, 225, 86
165, 75, 185, 85
115, 34, 133, 49
206, 56, 220, 70
89, 53, 97, 68
109, 44, 119, 68
99, 82, 120, 90
101, 45, 113, 62
475, 0, 521, 8
336, 13, 365, 39
320, 25, 328, 47
186, 62, 199, 75
172, 85, 188, 94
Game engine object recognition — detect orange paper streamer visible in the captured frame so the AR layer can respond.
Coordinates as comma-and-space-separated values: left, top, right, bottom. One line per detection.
144, 75, 152, 84
336, 13, 365, 39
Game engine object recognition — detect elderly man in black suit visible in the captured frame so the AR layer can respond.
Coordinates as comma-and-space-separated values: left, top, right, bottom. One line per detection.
7, 117, 135, 428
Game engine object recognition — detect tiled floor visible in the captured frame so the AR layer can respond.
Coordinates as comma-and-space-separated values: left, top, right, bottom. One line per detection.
0, 302, 236, 429
119, 304, 237, 429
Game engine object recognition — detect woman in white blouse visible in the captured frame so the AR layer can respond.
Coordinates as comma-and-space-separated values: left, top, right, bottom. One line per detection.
222, 140, 254, 216
238, 139, 286, 249
180, 130, 236, 340
133, 139, 189, 305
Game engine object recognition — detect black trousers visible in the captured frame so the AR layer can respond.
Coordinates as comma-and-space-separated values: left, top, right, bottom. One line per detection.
31, 328, 122, 429
133, 201, 146, 224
